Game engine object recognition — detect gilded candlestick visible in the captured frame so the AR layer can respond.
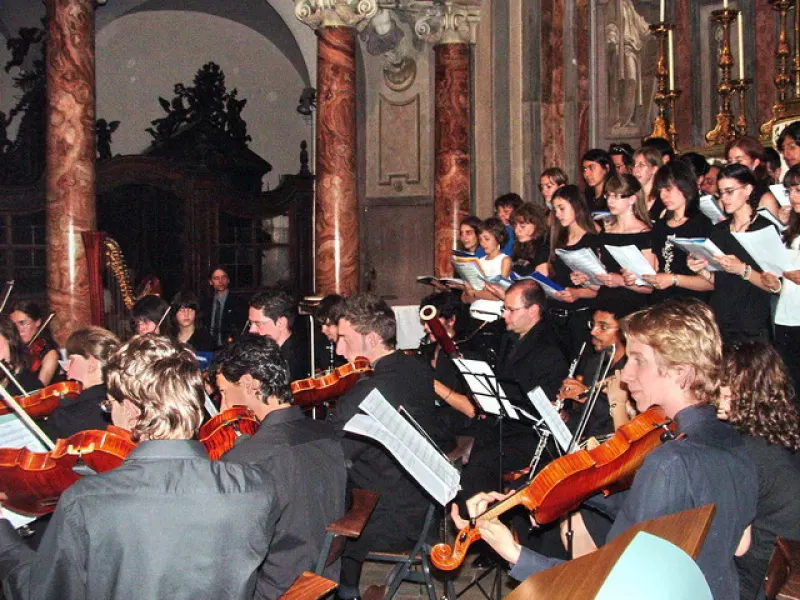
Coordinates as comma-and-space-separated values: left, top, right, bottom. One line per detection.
706, 9, 738, 146
647, 23, 672, 142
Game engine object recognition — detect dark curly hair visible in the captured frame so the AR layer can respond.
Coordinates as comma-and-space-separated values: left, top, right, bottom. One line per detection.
316, 294, 346, 326
722, 340, 800, 452
209, 333, 292, 404
249, 289, 298, 328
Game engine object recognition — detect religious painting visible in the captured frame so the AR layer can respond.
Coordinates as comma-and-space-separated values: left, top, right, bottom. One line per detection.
593, 0, 661, 147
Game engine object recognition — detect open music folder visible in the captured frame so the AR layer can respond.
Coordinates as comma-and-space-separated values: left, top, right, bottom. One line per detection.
343, 389, 461, 506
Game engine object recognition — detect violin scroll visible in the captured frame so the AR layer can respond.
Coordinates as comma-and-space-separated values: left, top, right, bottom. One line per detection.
430, 526, 483, 571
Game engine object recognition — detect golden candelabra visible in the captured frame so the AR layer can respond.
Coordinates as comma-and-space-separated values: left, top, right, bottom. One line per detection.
667, 90, 682, 151
733, 78, 752, 137
646, 23, 673, 143
760, 0, 795, 140
706, 8, 739, 146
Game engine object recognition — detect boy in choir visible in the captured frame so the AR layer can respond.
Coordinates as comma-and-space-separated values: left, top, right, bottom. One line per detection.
0, 335, 279, 600
212, 334, 347, 599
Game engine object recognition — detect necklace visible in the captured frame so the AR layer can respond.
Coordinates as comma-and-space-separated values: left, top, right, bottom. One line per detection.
730, 215, 755, 233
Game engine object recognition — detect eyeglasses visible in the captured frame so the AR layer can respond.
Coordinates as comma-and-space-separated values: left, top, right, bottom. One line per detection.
588, 320, 619, 332
717, 185, 746, 199
502, 305, 527, 315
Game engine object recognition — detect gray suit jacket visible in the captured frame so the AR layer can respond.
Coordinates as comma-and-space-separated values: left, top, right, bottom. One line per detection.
0, 440, 279, 600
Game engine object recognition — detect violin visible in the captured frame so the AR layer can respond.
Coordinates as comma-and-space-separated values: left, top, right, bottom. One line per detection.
0, 426, 135, 516
198, 406, 260, 460
290, 357, 373, 409
0, 381, 82, 419
430, 406, 677, 571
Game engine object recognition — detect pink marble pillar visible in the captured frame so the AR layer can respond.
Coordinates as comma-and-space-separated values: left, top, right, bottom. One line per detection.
434, 43, 471, 278
315, 26, 359, 296
45, 0, 97, 345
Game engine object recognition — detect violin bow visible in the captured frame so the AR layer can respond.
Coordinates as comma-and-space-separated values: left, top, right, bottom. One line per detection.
0, 280, 13, 314
0, 361, 32, 398
156, 305, 172, 331
27, 312, 54, 347
0, 364, 56, 450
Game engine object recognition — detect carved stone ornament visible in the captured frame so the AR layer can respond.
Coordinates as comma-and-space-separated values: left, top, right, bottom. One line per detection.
412, 1, 480, 45
295, 0, 380, 31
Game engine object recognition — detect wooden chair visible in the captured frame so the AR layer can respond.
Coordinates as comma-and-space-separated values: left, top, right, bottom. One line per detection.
314, 488, 381, 575
364, 502, 438, 600
279, 572, 337, 600
765, 537, 800, 600
505, 504, 717, 600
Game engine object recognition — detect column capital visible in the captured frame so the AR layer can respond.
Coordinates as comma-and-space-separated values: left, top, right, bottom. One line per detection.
411, 1, 481, 45
295, 0, 379, 30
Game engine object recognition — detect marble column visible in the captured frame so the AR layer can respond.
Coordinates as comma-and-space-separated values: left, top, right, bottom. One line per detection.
45, 0, 97, 345
296, 0, 377, 295
417, 3, 481, 277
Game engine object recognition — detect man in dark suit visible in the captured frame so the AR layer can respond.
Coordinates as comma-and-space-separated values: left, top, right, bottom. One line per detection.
328, 294, 449, 600
458, 279, 569, 500
202, 266, 247, 348
248, 289, 312, 383
212, 334, 346, 599
0, 335, 279, 600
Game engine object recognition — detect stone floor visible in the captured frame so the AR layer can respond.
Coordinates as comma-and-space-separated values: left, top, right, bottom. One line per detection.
359, 550, 518, 600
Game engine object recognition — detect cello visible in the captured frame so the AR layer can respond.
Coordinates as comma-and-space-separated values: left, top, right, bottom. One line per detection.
430, 406, 677, 570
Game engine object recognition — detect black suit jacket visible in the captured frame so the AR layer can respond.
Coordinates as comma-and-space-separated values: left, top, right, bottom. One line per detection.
222, 406, 346, 599
496, 319, 568, 402
201, 293, 247, 347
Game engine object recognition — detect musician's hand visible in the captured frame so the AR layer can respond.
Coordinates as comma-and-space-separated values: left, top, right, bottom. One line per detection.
554, 288, 578, 303
784, 270, 800, 285
686, 256, 709, 274
558, 376, 588, 401
715, 254, 745, 275
0, 492, 6, 516
484, 282, 506, 300
596, 273, 624, 288
452, 493, 521, 565
620, 269, 638, 287
642, 273, 675, 290
762, 272, 782, 293
569, 271, 590, 286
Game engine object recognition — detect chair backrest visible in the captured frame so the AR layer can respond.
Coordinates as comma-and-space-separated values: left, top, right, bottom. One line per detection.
764, 537, 800, 600
316, 489, 380, 573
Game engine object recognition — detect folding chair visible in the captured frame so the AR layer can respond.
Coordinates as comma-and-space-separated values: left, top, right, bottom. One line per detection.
364, 502, 438, 600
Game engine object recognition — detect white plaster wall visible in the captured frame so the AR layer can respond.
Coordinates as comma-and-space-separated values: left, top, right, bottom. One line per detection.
96, 10, 311, 188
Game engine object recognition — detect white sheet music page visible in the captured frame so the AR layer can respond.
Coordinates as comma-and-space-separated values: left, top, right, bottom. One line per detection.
527, 387, 573, 452
555, 248, 608, 285
343, 389, 460, 505
604, 245, 657, 286
452, 358, 520, 419
0, 414, 48, 528
732, 226, 791, 275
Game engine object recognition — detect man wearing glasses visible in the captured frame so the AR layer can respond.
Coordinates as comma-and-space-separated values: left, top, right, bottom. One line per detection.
556, 297, 631, 441
457, 279, 568, 502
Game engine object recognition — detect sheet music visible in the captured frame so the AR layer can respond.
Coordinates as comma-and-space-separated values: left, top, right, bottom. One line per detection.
603, 245, 656, 286
344, 389, 460, 505
451, 258, 486, 290
526, 387, 573, 452
770, 184, 791, 207
555, 248, 608, 285
698, 194, 727, 224
0, 414, 47, 528
529, 272, 565, 298
452, 358, 521, 420
732, 226, 791, 275
668, 236, 723, 271
756, 207, 787, 232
